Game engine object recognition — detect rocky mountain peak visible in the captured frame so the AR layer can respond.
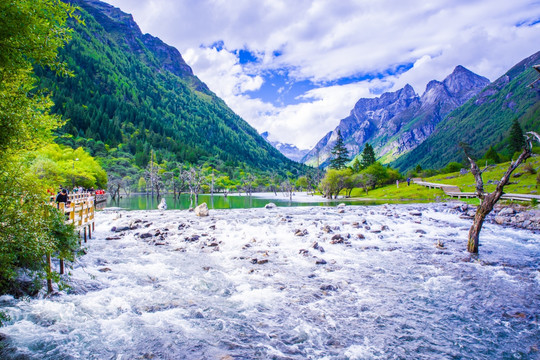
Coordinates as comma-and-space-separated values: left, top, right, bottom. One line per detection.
443, 65, 490, 103
303, 65, 489, 167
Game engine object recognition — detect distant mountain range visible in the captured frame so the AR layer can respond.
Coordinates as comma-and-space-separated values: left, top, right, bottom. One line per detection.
392, 50, 540, 171
37, 0, 301, 173
302, 66, 490, 167
261, 132, 310, 163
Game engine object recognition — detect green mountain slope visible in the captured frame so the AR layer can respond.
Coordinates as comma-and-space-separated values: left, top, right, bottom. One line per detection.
36, 0, 300, 173
392, 51, 540, 172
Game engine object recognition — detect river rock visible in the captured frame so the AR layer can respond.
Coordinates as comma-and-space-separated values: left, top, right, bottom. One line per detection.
315, 258, 327, 265
265, 203, 276, 209
498, 207, 515, 216
321, 225, 333, 233
320, 284, 337, 291
409, 211, 422, 217
140, 233, 153, 239
295, 229, 308, 236
195, 203, 209, 217
495, 216, 506, 225
112, 226, 129, 233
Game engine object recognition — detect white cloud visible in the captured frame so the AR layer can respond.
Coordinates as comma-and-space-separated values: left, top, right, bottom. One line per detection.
105, 0, 540, 149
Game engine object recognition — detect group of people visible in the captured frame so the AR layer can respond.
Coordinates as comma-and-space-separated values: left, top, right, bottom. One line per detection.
53, 185, 103, 204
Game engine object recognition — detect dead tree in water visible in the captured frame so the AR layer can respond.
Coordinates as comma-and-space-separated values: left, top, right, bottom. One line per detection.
463, 132, 539, 253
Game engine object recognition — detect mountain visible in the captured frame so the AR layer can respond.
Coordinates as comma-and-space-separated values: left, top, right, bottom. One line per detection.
391, 50, 540, 172
261, 132, 310, 163
36, 0, 300, 173
302, 66, 489, 167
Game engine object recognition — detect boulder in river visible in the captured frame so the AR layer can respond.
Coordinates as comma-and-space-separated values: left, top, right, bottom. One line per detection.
195, 203, 209, 217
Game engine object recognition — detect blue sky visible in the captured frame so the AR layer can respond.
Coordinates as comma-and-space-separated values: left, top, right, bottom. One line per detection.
106, 0, 540, 149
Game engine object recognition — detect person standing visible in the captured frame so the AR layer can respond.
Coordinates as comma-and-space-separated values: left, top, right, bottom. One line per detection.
56, 188, 68, 204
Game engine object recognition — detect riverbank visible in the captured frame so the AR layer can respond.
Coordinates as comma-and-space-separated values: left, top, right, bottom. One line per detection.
1, 203, 538, 359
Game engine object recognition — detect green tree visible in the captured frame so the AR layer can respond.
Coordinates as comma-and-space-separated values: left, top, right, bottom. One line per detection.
483, 146, 501, 164
362, 161, 395, 188
508, 119, 525, 156
351, 157, 362, 173
319, 168, 350, 198
360, 143, 376, 169
329, 130, 350, 170
0, 0, 79, 294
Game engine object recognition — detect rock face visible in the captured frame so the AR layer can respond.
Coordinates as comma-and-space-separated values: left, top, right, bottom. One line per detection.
302, 66, 489, 167
392, 50, 540, 172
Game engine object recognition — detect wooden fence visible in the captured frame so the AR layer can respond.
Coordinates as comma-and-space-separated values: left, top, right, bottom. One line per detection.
414, 179, 540, 202
47, 192, 105, 292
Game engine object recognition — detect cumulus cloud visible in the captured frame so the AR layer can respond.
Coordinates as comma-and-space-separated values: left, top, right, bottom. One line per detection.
106, 0, 540, 149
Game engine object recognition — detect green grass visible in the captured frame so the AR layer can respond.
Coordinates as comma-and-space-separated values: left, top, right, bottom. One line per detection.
345, 156, 539, 203
349, 183, 447, 201
424, 157, 540, 194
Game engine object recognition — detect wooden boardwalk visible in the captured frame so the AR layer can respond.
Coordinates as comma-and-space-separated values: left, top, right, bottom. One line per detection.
46, 192, 107, 292
414, 180, 540, 202
51, 193, 97, 241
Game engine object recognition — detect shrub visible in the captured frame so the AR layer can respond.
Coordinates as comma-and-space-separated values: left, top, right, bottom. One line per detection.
523, 162, 537, 175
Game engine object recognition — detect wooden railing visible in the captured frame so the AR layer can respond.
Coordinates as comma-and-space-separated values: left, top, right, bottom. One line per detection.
50, 193, 96, 241
414, 179, 540, 202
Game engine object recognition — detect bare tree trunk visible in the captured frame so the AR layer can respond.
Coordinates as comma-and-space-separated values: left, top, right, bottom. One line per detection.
466, 143, 533, 253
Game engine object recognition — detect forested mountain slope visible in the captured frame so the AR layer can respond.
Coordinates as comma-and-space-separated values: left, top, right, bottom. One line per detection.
36, 0, 300, 173
392, 51, 540, 172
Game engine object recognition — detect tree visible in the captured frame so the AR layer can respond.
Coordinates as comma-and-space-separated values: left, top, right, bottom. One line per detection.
329, 130, 350, 169
508, 119, 525, 156
344, 173, 365, 197
362, 162, 389, 188
0, 0, 80, 294
462, 134, 538, 253
296, 176, 309, 193
319, 169, 349, 199
483, 146, 501, 164
351, 157, 362, 173
360, 143, 376, 169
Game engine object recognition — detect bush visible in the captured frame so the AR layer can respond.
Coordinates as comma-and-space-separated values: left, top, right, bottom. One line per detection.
523, 162, 537, 175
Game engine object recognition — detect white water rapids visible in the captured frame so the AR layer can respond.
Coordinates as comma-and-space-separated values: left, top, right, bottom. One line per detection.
0, 203, 539, 359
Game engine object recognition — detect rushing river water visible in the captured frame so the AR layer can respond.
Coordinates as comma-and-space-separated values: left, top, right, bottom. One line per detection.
0, 204, 539, 359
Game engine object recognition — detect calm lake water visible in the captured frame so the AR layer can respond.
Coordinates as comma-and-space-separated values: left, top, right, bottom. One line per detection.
105, 193, 390, 210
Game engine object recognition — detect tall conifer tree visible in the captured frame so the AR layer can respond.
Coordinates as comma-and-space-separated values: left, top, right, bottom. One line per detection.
329, 130, 350, 169
508, 119, 525, 155
360, 143, 376, 168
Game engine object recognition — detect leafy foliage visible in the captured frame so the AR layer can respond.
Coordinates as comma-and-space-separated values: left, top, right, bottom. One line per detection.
0, 0, 81, 295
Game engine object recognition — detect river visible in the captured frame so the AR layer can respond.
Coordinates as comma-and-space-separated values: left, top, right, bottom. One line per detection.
0, 203, 538, 359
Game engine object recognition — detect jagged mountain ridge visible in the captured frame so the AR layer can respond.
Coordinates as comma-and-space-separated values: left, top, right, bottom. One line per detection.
261, 132, 310, 163
36, 0, 300, 173
391, 50, 540, 172
302, 66, 490, 167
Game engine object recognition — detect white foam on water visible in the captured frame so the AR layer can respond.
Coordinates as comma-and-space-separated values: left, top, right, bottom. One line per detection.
0, 204, 538, 359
